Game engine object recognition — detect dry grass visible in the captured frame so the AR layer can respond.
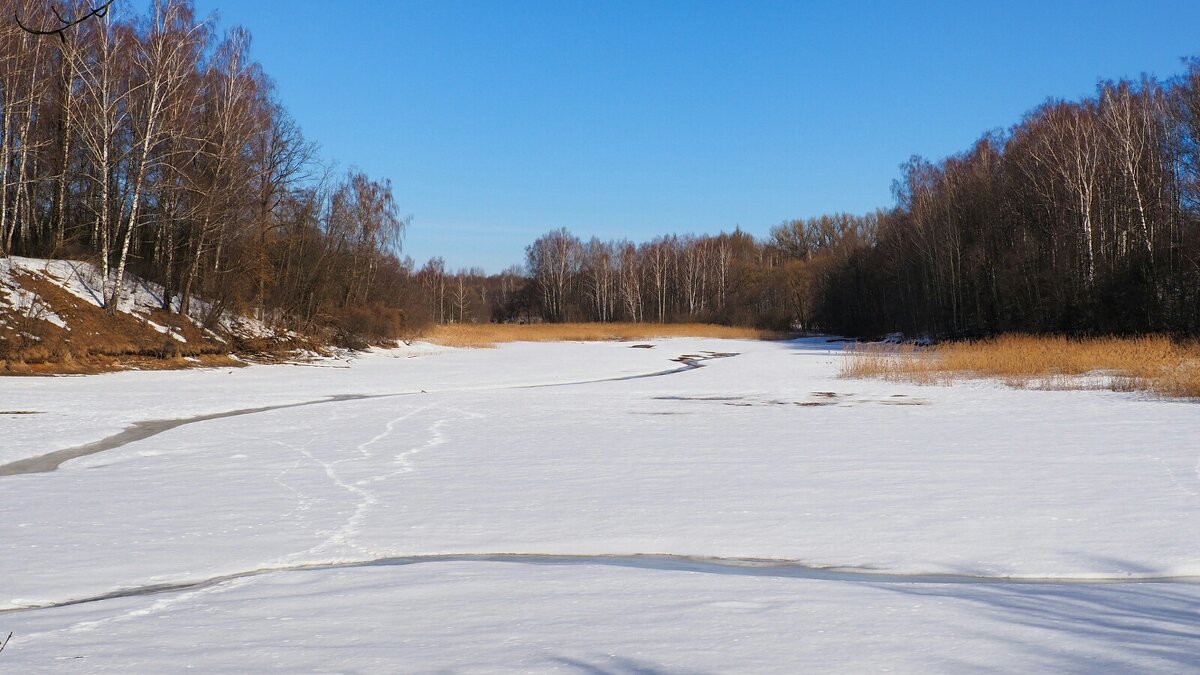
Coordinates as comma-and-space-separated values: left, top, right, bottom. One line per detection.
841, 334, 1200, 399
421, 322, 786, 348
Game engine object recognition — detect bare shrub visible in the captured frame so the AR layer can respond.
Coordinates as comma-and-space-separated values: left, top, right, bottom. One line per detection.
332, 305, 409, 348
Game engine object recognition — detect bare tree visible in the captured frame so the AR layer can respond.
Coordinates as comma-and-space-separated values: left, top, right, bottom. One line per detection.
108, 0, 208, 310
643, 235, 675, 322
71, 7, 128, 283
580, 237, 615, 322
617, 240, 642, 322
418, 256, 446, 324
526, 228, 580, 322
452, 270, 469, 322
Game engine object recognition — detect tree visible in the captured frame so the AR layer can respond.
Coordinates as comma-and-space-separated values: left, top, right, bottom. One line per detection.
526, 228, 580, 322
107, 0, 207, 311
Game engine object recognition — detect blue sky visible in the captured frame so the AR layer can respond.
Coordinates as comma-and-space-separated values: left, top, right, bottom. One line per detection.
186, 0, 1200, 272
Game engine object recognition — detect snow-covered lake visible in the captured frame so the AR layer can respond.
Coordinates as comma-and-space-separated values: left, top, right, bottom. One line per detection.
2, 338, 1198, 672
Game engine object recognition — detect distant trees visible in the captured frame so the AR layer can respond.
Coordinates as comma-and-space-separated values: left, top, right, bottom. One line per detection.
498, 61, 1200, 337
507, 225, 795, 328
5, 0, 1199, 341
525, 227, 580, 322
486, 63, 1200, 336
814, 69, 1200, 337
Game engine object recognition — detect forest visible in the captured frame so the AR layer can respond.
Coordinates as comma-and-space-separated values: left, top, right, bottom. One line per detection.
508, 66, 1200, 338
1, 0, 414, 346
3, 0, 1199, 344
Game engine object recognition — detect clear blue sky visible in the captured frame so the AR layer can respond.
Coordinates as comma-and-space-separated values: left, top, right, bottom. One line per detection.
186, 0, 1200, 273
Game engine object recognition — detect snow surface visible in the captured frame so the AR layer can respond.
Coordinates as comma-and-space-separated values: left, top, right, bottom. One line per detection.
11, 561, 1200, 673
142, 318, 186, 343
0, 255, 273, 336
1, 337, 1198, 671
0, 259, 67, 330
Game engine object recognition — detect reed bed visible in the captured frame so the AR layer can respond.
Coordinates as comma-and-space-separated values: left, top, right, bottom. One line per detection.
841, 334, 1200, 399
422, 322, 784, 348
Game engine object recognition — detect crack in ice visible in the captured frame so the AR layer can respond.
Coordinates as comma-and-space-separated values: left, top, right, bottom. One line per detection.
5, 552, 1198, 617
0, 351, 736, 477
268, 402, 482, 565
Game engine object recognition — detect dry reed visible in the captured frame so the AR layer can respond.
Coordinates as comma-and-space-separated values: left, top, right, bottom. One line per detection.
841, 334, 1200, 399
421, 322, 785, 348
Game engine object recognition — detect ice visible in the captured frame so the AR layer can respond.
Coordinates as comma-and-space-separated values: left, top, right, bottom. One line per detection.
9, 561, 1200, 672
1, 337, 1197, 671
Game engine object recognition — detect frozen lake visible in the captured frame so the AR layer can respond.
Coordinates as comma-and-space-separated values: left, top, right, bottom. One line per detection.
2, 338, 1198, 672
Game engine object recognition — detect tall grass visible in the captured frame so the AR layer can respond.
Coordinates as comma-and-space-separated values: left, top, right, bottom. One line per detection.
421, 322, 785, 348
841, 335, 1200, 399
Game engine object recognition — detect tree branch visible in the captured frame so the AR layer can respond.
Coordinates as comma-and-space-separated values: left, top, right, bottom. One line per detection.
15, 0, 116, 42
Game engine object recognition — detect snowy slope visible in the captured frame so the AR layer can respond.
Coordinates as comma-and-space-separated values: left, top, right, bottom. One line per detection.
1, 338, 1197, 671
0, 256, 272, 337
0, 256, 287, 372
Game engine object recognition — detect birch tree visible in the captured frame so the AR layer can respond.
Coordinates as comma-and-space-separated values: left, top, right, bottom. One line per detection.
107, 0, 206, 310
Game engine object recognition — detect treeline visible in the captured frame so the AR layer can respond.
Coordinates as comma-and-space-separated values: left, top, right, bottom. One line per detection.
412, 219, 870, 331
481, 64, 1200, 337
7, 0, 1199, 342
821, 66, 1200, 337
516, 227, 836, 329
0, 0, 420, 345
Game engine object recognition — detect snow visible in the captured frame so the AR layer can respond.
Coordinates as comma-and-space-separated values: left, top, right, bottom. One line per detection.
10, 562, 1199, 673
142, 318, 186, 343
0, 259, 67, 330
0, 255, 274, 336
1, 337, 1198, 671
